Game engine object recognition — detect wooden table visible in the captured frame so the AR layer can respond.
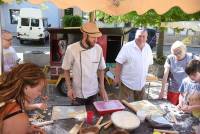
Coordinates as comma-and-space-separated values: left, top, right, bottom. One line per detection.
31, 99, 199, 134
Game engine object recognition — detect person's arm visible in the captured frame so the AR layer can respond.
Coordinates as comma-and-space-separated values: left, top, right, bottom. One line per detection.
177, 93, 184, 109
98, 69, 108, 101
181, 104, 200, 113
188, 105, 200, 111
113, 62, 122, 85
159, 67, 170, 99
64, 70, 75, 100
24, 101, 47, 111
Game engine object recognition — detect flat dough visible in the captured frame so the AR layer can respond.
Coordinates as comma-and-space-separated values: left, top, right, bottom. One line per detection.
111, 111, 140, 130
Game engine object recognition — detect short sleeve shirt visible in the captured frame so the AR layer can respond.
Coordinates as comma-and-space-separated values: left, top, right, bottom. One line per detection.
179, 77, 200, 105
164, 53, 193, 92
115, 40, 153, 90
62, 41, 106, 98
3, 47, 19, 72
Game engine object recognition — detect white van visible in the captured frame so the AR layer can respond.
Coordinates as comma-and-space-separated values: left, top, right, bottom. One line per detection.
17, 8, 50, 44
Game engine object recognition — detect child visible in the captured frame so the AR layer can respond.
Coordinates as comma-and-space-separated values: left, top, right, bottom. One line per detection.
2, 30, 19, 72
178, 59, 200, 117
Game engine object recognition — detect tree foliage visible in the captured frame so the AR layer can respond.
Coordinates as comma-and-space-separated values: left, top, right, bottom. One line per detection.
0, 0, 4, 4
0, 0, 24, 4
96, 7, 200, 27
96, 7, 200, 59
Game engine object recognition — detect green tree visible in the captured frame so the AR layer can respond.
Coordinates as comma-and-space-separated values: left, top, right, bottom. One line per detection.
0, 0, 22, 4
0, 0, 4, 4
96, 7, 200, 62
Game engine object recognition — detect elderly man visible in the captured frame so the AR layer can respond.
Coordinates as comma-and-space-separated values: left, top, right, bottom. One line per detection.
62, 22, 108, 105
114, 29, 153, 101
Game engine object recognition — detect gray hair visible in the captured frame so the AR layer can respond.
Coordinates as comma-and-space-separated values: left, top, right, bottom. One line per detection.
135, 28, 148, 39
171, 41, 187, 54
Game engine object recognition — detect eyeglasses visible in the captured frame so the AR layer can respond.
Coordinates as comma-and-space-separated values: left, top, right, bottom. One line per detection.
173, 50, 182, 56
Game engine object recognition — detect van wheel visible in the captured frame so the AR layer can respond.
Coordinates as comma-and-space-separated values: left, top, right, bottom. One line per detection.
57, 79, 67, 96
20, 40, 24, 44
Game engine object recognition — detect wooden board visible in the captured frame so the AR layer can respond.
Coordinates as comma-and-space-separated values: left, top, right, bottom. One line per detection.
129, 100, 164, 116
51, 106, 86, 120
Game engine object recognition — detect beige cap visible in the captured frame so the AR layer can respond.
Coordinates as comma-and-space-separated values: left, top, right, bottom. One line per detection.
80, 22, 102, 37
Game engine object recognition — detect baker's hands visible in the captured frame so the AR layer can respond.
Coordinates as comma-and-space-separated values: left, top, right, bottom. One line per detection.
67, 88, 76, 101
180, 105, 192, 113
99, 88, 108, 101
41, 96, 48, 101
28, 125, 46, 134
35, 103, 48, 110
177, 103, 183, 110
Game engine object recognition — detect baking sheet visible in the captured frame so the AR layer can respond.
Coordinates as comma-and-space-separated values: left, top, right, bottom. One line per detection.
51, 105, 87, 120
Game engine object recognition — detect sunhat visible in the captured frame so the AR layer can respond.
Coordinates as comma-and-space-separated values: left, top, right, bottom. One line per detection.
80, 22, 102, 37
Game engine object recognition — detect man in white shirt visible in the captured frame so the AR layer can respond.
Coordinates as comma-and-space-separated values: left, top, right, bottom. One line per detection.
114, 29, 153, 101
62, 22, 108, 105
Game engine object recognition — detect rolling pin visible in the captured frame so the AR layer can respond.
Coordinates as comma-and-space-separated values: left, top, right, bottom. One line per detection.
121, 100, 138, 112
154, 129, 179, 134
104, 120, 112, 129
96, 116, 103, 126
35, 120, 54, 127
69, 121, 84, 134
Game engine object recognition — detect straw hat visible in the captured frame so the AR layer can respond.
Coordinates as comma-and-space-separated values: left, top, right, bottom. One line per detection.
80, 22, 102, 37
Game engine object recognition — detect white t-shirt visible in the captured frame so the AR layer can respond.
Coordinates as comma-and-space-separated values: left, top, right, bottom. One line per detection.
62, 41, 106, 98
3, 46, 19, 72
115, 40, 153, 90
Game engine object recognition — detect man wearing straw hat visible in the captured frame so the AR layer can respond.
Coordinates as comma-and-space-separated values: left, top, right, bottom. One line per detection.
62, 22, 108, 105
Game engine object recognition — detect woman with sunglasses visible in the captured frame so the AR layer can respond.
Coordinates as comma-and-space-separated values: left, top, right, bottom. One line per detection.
159, 41, 196, 105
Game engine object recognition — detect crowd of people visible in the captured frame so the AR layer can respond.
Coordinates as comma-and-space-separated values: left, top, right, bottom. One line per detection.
0, 22, 199, 133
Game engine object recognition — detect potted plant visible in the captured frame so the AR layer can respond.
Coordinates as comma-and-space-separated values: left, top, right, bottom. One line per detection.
62, 15, 83, 45
62, 15, 82, 27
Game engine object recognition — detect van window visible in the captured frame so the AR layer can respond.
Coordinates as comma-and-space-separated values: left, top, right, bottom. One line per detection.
21, 18, 29, 26
43, 19, 48, 27
31, 19, 39, 27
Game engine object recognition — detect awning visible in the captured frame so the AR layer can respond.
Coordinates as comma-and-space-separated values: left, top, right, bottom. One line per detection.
2, 0, 200, 16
